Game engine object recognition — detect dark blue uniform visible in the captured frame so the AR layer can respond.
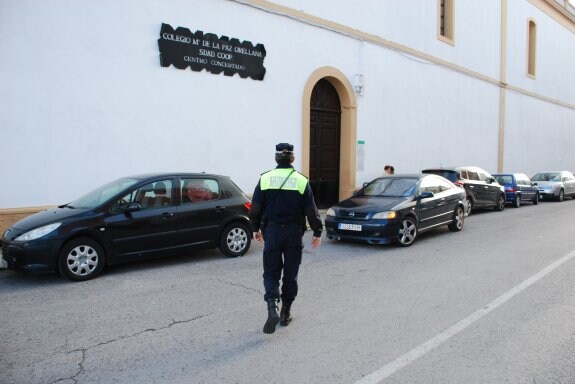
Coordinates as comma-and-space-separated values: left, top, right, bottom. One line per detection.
249, 164, 323, 304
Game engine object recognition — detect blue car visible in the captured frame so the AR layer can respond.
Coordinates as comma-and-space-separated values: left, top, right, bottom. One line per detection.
493, 173, 539, 207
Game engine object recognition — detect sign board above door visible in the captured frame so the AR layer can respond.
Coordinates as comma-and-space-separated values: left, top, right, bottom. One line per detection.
158, 23, 266, 80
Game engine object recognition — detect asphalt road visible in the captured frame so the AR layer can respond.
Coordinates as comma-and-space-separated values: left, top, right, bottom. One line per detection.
2, 199, 575, 384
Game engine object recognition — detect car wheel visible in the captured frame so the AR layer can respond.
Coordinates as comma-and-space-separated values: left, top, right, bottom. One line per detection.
448, 206, 465, 232
397, 217, 417, 247
465, 196, 473, 216
219, 222, 251, 257
513, 194, 521, 208
58, 237, 105, 282
495, 194, 505, 211
533, 192, 539, 205
557, 189, 564, 202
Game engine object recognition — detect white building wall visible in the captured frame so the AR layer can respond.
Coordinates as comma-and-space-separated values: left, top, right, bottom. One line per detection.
354, 41, 501, 183
507, 0, 575, 103
274, 0, 503, 79
0, 0, 574, 208
503, 0, 575, 174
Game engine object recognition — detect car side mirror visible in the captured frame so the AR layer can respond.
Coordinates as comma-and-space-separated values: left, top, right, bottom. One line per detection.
417, 191, 434, 200
125, 202, 142, 212
487, 177, 496, 184
532, 182, 537, 186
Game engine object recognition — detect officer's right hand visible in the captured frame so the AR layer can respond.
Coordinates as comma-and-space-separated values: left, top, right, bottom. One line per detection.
311, 236, 321, 249
254, 231, 264, 243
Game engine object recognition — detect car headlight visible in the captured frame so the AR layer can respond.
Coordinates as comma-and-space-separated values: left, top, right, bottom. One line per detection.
372, 211, 397, 219
14, 223, 62, 241
326, 208, 336, 217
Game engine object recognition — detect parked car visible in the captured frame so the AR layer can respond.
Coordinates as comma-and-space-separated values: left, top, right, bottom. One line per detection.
1, 173, 252, 281
325, 174, 466, 247
531, 171, 575, 201
492, 173, 539, 207
422, 166, 506, 213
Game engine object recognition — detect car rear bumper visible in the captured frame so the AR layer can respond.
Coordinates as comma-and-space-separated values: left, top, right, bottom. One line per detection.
504, 192, 518, 203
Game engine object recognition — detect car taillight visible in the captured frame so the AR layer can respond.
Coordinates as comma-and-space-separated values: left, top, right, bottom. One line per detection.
506, 187, 516, 192
244, 201, 252, 211
454, 181, 464, 188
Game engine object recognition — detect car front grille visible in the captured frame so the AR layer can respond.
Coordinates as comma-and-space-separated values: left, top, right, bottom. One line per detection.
338, 210, 368, 220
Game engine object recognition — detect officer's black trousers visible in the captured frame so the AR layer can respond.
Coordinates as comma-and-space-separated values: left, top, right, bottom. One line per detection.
262, 222, 303, 303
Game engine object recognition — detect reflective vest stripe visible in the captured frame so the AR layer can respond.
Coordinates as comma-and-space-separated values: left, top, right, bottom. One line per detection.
260, 169, 307, 194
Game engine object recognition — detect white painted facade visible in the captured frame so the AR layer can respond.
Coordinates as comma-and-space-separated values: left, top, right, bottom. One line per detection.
0, 0, 574, 208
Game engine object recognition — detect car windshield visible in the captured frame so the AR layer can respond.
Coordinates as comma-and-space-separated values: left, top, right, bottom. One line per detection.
532, 173, 561, 182
361, 178, 417, 197
67, 177, 141, 209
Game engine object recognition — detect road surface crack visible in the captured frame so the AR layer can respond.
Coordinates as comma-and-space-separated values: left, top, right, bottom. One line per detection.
48, 312, 213, 384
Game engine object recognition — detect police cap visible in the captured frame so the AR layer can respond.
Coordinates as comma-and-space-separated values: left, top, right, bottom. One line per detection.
276, 143, 294, 153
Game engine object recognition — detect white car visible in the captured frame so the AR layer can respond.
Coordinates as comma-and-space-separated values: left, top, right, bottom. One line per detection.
531, 171, 575, 201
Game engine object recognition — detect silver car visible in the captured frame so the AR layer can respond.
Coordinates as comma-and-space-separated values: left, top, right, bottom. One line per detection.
531, 171, 575, 201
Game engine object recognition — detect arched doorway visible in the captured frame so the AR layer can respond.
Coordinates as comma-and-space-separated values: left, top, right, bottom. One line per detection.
301, 66, 357, 205
309, 79, 341, 208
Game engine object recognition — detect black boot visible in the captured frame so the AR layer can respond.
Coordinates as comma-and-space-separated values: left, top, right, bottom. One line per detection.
280, 301, 292, 326
263, 299, 280, 334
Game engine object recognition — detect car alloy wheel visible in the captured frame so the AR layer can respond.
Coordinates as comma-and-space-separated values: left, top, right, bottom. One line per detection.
495, 194, 505, 211
58, 237, 105, 281
513, 194, 521, 208
448, 206, 465, 232
397, 217, 417, 247
465, 196, 473, 216
557, 190, 564, 202
533, 193, 539, 205
219, 222, 251, 257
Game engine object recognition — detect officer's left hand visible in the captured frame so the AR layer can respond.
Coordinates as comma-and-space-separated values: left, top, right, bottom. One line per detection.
254, 231, 264, 243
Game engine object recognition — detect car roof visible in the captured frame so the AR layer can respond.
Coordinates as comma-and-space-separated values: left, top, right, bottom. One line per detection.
127, 172, 229, 180
379, 173, 423, 178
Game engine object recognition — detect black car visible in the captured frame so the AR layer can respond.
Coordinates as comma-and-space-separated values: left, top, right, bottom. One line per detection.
422, 166, 506, 213
1, 173, 252, 281
325, 174, 466, 247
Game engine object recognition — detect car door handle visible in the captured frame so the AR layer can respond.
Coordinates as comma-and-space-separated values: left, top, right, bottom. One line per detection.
161, 212, 174, 218
215, 205, 227, 211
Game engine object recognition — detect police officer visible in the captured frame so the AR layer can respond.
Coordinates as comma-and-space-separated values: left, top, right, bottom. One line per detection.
249, 143, 323, 334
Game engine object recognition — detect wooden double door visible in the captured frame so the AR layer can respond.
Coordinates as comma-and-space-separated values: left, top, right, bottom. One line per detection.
309, 79, 341, 209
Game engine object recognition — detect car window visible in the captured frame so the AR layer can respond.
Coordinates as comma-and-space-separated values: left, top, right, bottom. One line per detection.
477, 171, 491, 182
467, 171, 480, 181
363, 178, 417, 197
419, 176, 453, 194
181, 178, 220, 203
515, 174, 526, 185
111, 179, 173, 212
458, 169, 468, 179
496, 175, 513, 184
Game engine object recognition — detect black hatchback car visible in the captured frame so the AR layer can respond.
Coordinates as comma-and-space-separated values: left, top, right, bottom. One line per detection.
1, 173, 252, 281
325, 174, 466, 247
422, 166, 505, 213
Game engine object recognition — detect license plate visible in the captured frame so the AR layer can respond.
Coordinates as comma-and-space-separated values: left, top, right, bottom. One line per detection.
338, 223, 362, 231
